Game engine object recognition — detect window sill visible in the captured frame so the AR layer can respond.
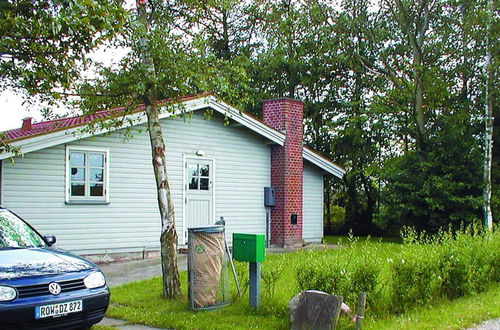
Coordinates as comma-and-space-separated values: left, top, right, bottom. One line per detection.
65, 200, 110, 205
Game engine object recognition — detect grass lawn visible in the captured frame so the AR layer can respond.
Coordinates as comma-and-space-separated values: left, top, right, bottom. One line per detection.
99, 236, 499, 329
362, 283, 500, 329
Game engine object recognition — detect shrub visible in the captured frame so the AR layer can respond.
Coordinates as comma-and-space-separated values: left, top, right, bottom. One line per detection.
262, 254, 285, 299
296, 243, 383, 310
297, 227, 499, 316
388, 246, 442, 312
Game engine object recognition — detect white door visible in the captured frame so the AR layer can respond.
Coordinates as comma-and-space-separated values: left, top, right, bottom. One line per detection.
185, 158, 214, 234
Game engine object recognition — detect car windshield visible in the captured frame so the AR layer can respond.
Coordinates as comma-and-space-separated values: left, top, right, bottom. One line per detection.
0, 209, 46, 249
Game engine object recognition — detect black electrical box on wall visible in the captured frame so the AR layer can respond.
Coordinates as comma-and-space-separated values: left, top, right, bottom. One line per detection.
264, 187, 276, 206
291, 214, 298, 225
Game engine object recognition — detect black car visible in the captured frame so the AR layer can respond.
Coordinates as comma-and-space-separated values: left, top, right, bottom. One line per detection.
0, 206, 110, 329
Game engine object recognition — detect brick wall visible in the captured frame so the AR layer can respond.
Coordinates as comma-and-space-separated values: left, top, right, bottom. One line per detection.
263, 98, 303, 247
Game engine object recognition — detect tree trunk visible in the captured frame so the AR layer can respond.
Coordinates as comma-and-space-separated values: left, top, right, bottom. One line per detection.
145, 104, 181, 298
483, 0, 494, 230
413, 47, 427, 157
394, 0, 429, 158
137, 0, 181, 298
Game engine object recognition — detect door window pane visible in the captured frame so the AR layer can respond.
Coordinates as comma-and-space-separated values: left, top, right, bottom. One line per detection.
89, 153, 104, 167
189, 177, 198, 190
90, 168, 104, 182
71, 183, 85, 196
70, 152, 85, 166
200, 178, 209, 190
189, 164, 198, 177
71, 167, 85, 181
200, 164, 209, 177
90, 183, 104, 196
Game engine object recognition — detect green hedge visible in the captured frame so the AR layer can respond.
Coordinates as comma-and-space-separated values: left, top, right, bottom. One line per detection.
297, 228, 499, 315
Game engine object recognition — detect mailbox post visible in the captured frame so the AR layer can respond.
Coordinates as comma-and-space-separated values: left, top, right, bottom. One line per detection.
232, 233, 266, 309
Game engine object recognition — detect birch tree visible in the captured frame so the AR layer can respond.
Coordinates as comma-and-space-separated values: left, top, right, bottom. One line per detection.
483, 0, 494, 230
135, 0, 180, 297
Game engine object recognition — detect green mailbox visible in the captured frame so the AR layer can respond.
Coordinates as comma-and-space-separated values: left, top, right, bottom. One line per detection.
232, 233, 266, 263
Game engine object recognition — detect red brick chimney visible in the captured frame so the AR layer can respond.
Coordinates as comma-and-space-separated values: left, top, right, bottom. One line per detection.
263, 98, 304, 247
22, 117, 33, 131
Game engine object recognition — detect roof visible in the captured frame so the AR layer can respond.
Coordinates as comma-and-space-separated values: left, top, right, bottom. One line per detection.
3, 93, 209, 142
0, 92, 345, 178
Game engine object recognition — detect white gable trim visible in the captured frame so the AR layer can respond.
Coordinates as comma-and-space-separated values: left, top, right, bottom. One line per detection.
0, 95, 344, 178
304, 148, 345, 178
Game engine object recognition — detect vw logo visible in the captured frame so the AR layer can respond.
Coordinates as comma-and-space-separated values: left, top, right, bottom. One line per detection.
48, 282, 61, 295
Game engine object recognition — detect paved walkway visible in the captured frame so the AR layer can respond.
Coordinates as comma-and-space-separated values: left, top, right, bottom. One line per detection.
99, 254, 187, 288
467, 318, 500, 330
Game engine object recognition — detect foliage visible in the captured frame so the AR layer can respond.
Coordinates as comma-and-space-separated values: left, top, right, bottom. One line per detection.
0, 0, 126, 98
324, 205, 346, 235
297, 238, 386, 311
261, 254, 285, 299
378, 119, 484, 233
298, 228, 500, 315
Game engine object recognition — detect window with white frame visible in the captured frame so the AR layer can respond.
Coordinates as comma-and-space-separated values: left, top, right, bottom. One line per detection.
66, 147, 109, 203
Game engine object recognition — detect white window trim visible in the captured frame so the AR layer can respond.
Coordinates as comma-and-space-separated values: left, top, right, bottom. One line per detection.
65, 145, 110, 204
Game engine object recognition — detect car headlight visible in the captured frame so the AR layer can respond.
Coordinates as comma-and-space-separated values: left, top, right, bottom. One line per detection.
0, 286, 17, 302
83, 272, 106, 289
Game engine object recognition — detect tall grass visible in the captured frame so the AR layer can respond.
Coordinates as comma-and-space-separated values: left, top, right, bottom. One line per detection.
297, 227, 499, 315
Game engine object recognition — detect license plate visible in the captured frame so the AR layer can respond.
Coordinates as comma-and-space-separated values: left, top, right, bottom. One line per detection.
35, 300, 83, 319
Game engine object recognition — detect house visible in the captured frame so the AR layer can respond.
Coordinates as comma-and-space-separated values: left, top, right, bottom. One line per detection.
0, 92, 344, 258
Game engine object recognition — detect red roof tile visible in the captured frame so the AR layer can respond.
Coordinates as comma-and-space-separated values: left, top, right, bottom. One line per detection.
2, 92, 213, 142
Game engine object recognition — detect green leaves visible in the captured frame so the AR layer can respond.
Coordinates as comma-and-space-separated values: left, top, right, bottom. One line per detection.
0, 0, 127, 99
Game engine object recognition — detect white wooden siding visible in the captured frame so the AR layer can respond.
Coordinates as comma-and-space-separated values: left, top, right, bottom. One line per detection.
2, 112, 270, 254
303, 163, 324, 242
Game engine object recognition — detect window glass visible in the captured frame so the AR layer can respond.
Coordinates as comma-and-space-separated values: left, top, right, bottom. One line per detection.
189, 164, 198, 177
200, 164, 209, 177
189, 177, 198, 190
200, 178, 209, 190
90, 184, 104, 196
71, 167, 85, 181
89, 153, 104, 167
90, 168, 104, 182
71, 183, 85, 196
70, 152, 85, 166
0, 210, 46, 249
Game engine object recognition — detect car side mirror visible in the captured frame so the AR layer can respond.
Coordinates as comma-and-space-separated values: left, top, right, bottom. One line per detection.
44, 235, 57, 246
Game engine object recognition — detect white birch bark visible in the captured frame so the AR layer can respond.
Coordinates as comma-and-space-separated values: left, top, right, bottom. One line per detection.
483, 0, 494, 231
136, 0, 181, 297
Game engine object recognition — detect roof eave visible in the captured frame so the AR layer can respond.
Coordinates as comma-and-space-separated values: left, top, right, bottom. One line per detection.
303, 148, 345, 178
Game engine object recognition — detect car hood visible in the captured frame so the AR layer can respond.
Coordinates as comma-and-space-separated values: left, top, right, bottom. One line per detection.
0, 248, 95, 280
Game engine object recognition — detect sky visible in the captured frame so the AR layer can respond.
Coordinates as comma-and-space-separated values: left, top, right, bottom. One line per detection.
0, 43, 129, 133
0, 91, 45, 132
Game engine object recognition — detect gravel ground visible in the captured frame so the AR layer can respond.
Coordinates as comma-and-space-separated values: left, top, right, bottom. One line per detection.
467, 318, 500, 330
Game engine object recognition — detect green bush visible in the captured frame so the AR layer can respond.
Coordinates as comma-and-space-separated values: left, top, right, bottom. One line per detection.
388, 246, 441, 312
262, 254, 285, 299
297, 240, 383, 310
297, 227, 499, 316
